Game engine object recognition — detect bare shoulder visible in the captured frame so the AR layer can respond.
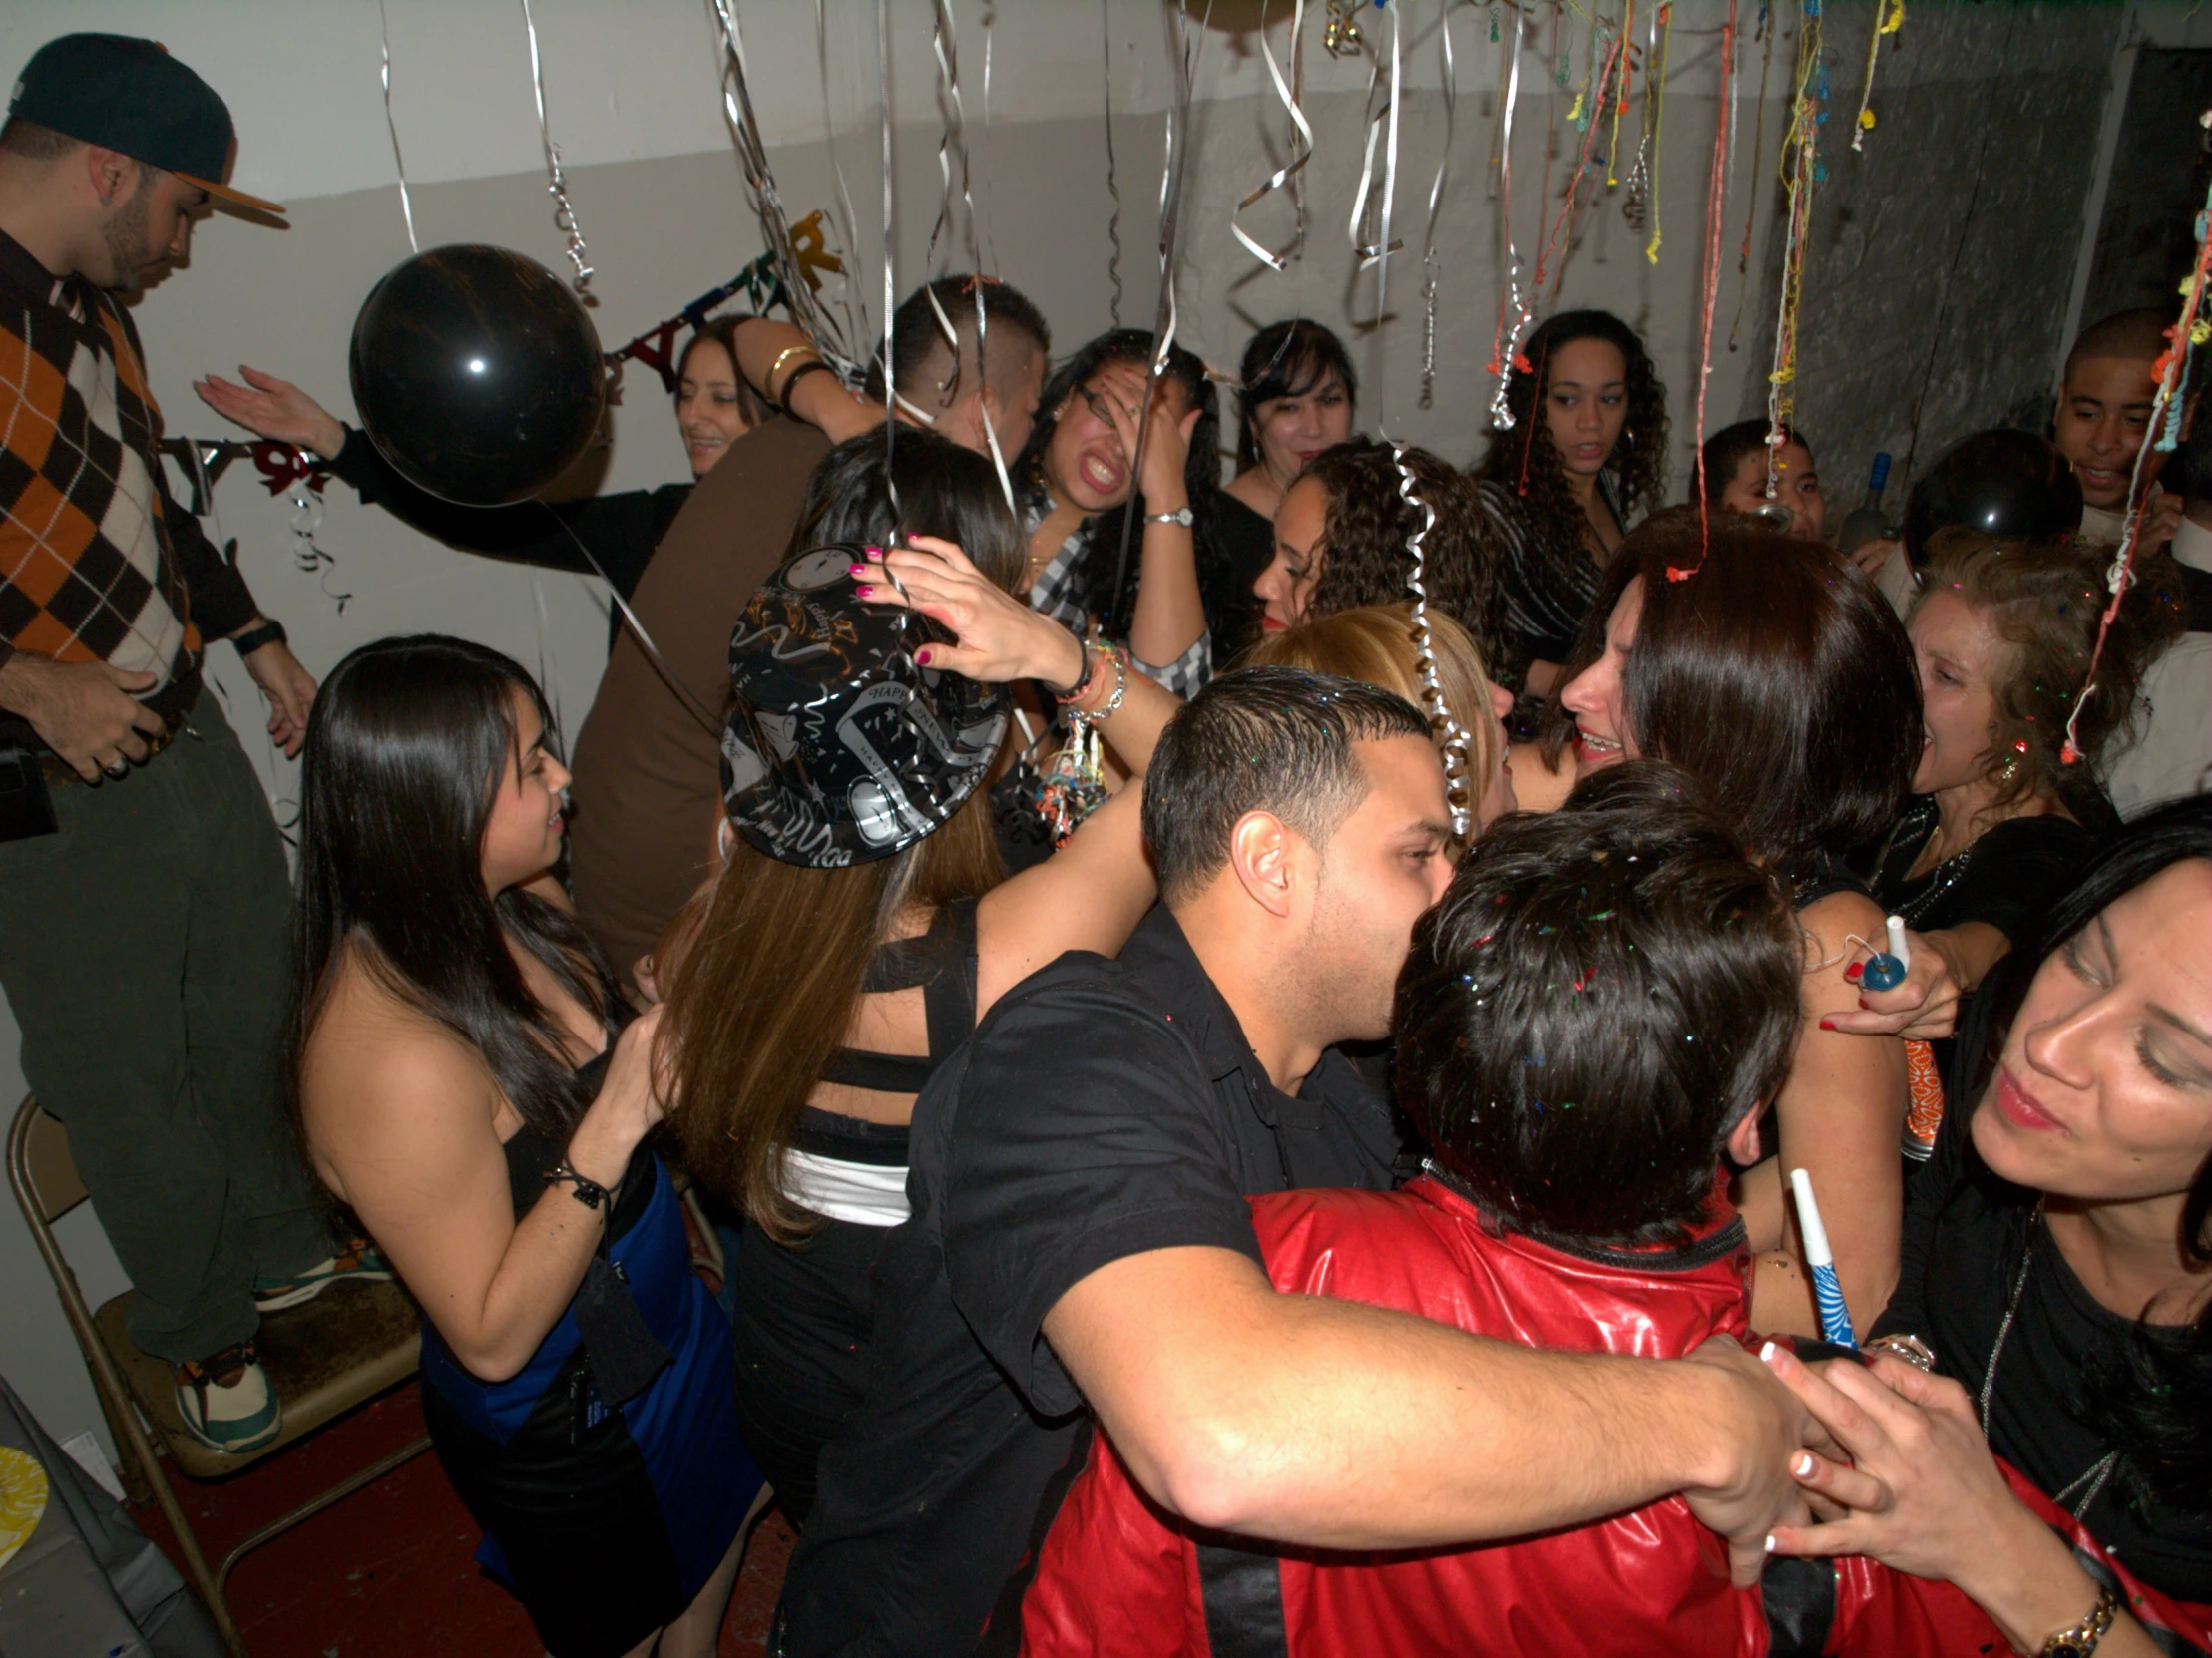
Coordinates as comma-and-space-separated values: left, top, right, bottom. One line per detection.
1796, 888, 1887, 981
302, 953, 499, 1156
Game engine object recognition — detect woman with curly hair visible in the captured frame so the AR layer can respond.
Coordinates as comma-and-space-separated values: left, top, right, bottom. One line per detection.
1012, 328, 1227, 690
1249, 437, 1504, 669
1837, 530, 2186, 1139
1471, 309, 1668, 696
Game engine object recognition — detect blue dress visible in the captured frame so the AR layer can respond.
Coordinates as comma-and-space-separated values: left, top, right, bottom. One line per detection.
418, 1092, 760, 1658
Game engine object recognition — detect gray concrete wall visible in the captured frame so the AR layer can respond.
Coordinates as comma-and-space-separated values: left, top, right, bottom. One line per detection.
1743, 0, 2128, 503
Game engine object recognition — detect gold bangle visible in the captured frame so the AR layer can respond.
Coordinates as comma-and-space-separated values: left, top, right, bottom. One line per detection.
766, 343, 818, 398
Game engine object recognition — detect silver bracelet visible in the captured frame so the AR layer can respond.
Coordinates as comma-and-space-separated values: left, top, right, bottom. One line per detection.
1863, 1333, 1936, 1372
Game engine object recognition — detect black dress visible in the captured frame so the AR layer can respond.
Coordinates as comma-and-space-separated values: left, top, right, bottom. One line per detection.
1200, 491, 1276, 664
328, 426, 690, 648
725, 899, 980, 1523
1476, 472, 1626, 674
417, 1053, 760, 1658
1873, 1075, 2212, 1605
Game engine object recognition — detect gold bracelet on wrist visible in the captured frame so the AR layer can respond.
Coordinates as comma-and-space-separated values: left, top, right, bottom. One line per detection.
766, 343, 818, 399
2039, 1582, 2119, 1658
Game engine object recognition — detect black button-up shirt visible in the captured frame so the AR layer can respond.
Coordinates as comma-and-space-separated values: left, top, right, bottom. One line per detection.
774, 904, 1409, 1657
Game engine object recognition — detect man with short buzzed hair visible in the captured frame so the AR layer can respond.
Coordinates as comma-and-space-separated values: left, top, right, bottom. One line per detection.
565, 275, 1049, 977
2055, 306, 2184, 548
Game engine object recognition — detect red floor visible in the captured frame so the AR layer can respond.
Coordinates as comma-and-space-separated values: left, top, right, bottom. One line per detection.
129, 1380, 795, 1657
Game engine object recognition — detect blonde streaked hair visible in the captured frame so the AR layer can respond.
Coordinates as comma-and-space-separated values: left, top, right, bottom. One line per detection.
1241, 603, 1500, 815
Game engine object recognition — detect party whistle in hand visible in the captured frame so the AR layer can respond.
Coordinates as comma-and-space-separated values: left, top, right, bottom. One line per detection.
1790, 1167, 1858, 1349
1859, 914, 1911, 992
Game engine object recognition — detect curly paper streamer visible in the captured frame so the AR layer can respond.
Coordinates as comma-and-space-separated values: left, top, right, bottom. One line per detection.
878, 0, 898, 513
518, 0, 593, 296
1102, 0, 1124, 327
1231, 0, 1314, 273
1486, 5, 1531, 431
2062, 154, 2212, 764
1420, 0, 1456, 409
1640, 3, 1673, 264
1676, 0, 1739, 581
1391, 440, 1473, 838
376, 0, 418, 255
1106, 5, 1204, 622
814, 0, 872, 349
1851, 0, 1905, 154
708, 0, 864, 383
1765, 0, 1823, 497
926, 0, 977, 277
1536, 29, 1622, 293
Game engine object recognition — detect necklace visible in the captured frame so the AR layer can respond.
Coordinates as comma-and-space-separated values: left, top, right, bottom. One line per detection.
1978, 1201, 2120, 1523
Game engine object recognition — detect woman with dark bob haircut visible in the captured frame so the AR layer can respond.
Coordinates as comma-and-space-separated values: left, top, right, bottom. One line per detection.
1548, 510, 1922, 1340
1215, 319, 1361, 650
1770, 794, 2212, 1645
283, 637, 759, 1658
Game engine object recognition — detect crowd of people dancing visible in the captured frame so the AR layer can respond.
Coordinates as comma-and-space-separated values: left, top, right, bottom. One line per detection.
3, 31, 2208, 1658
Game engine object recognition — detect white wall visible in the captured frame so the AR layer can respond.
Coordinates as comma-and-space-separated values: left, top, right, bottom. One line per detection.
0, 0, 1966, 1451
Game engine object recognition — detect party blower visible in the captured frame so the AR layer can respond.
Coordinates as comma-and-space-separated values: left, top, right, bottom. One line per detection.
1789, 1167, 1857, 1349
1858, 914, 1911, 992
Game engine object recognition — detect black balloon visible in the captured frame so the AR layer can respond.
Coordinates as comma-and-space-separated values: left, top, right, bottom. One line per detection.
348, 244, 605, 506
1902, 429, 2083, 567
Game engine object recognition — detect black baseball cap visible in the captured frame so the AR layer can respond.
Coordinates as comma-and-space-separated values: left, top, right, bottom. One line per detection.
8, 34, 285, 216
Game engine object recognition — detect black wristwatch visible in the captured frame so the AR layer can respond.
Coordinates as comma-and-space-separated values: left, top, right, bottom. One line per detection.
228, 617, 288, 657
544, 1160, 611, 1212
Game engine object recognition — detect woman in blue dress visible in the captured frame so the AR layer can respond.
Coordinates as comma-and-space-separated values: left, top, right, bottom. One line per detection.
281, 634, 760, 1658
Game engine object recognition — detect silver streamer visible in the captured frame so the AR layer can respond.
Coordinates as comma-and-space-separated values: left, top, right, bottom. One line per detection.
1392, 441, 1473, 838
815, 0, 871, 352
1231, 0, 1313, 273
519, 0, 593, 295
1101, 0, 1124, 326
377, 0, 418, 254
927, 0, 977, 276
708, 0, 864, 381
1488, 3, 1530, 431
879, 0, 898, 510
1419, 0, 1457, 409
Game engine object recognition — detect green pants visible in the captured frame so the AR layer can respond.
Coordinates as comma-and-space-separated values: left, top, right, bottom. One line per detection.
0, 689, 330, 1364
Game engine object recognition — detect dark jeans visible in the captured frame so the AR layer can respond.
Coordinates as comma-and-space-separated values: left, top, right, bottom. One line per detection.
0, 689, 330, 1363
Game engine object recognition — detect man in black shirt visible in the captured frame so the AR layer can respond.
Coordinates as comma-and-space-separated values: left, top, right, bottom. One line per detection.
776, 668, 1822, 1658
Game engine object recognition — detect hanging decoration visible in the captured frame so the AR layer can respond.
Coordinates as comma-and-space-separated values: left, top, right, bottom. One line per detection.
1728, 2, 1776, 348
1102, 0, 1125, 326
518, 0, 594, 297
2062, 145, 2212, 764
926, 0, 978, 280
1676, 0, 1740, 579
602, 230, 843, 395
159, 437, 333, 509
376, 0, 418, 255
1419, 0, 1457, 410
1347, 4, 1405, 321
1485, 2, 1533, 431
1764, 0, 1826, 498
814, 0, 873, 351
1635, 3, 1673, 264
1392, 441, 1473, 838
1323, 0, 1366, 57
1535, 28, 1624, 293
878, 0, 899, 505
1606, 0, 1635, 189
1106, 1, 1203, 621
1851, 0, 1906, 153
976, 1, 1003, 274
1230, 0, 1314, 274
708, 0, 867, 384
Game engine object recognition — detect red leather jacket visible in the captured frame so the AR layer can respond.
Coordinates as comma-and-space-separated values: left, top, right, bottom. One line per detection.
1021, 1176, 2212, 1658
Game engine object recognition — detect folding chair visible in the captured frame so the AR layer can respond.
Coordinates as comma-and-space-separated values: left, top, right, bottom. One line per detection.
8, 1094, 432, 1658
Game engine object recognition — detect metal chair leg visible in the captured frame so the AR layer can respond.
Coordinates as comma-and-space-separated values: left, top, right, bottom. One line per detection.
215, 1434, 433, 1593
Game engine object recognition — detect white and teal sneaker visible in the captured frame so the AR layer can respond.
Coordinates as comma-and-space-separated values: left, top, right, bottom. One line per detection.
175, 1343, 281, 1453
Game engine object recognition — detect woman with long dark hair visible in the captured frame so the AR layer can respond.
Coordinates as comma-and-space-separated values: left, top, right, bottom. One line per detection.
284, 637, 758, 1658
1770, 795, 2212, 1647
662, 430, 1179, 1521
1013, 328, 1225, 684
196, 317, 770, 629
1549, 512, 1923, 1339
1212, 321, 1359, 647
1472, 308, 1669, 697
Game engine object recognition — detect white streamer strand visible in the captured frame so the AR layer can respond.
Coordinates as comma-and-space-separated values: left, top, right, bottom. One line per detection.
1489, 5, 1530, 430
1231, 0, 1313, 273
377, 0, 418, 255
1420, 0, 1457, 408
519, 0, 593, 294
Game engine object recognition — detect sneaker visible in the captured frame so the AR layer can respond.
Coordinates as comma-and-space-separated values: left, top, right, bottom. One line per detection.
176, 1343, 281, 1453
252, 1237, 394, 1313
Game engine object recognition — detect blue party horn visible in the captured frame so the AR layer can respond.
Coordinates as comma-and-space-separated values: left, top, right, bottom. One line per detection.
1790, 1166, 1857, 1349
1859, 914, 1910, 992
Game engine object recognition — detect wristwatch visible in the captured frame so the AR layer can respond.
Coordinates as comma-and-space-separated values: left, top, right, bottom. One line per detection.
228, 617, 287, 657
1143, 506, 1194, 528
2041, 1583, 2119, 1658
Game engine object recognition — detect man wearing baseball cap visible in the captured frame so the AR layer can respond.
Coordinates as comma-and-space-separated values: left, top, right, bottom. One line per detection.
0, 35, 384, 1453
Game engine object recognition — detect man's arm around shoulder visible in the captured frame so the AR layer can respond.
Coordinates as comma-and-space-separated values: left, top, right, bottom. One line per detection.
1042, 1243, 1818, 1587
